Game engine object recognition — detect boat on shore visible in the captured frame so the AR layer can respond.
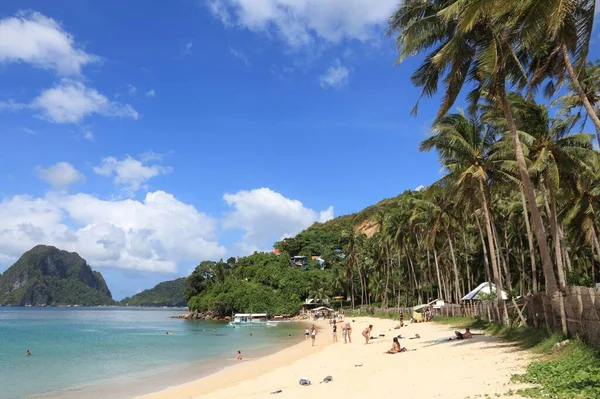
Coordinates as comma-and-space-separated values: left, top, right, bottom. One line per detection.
228, 313, 268, 326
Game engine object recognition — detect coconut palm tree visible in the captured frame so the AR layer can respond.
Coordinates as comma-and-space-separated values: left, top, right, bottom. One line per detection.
388, 0, 560, 297
420, 111, 510, 323
520, 0, 600, 146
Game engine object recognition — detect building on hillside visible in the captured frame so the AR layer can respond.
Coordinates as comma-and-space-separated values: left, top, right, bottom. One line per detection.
273, 248, 281, 256
290, 256, 308, 267
311, 256, 325, 268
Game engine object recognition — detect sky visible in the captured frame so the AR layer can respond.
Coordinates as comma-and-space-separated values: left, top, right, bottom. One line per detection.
0, 1, 598, 299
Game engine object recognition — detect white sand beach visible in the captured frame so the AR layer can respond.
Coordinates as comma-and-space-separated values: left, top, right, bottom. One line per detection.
139, 317, 531, 399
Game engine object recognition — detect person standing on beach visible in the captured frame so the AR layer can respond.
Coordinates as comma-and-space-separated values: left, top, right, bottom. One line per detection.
311, 325, 316, 346
341, 323, 348, 343
362, 325, 373, 344
346, 323, 352, 343
332, 320, 338, 342
305, 327, 310, 340
237, 350, 242, 360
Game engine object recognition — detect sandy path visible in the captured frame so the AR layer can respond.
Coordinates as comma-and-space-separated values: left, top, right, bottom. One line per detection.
139, 317, 531, 399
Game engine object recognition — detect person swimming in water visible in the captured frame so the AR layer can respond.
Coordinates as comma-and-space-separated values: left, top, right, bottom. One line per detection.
25, 349, 31, 356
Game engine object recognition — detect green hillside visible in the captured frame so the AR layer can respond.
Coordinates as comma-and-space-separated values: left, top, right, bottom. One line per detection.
0, 245, 114, 306
120, 278, 187, 307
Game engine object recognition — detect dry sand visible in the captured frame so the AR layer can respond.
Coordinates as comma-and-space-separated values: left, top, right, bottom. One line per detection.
139, 317, 532, 399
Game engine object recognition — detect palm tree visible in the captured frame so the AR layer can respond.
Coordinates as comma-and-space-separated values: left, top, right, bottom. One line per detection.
308, 278, 331, 306
420, 111, 510, 323
520, 0, 600, 146
388, 0, 560, 297
554, 60, 600, 131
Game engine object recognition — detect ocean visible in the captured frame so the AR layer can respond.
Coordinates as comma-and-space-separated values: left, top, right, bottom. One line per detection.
0, 307, 304, 399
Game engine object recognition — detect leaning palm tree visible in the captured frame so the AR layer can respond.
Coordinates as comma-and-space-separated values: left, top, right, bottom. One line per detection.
388, 0, 560, 297
554, 60, 600, 131
519, 0, 600, 146
420, 111, 510, 323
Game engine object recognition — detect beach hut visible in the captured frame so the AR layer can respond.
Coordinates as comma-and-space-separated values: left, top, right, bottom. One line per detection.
462, 282, 508, 301
411, 304, 429, 322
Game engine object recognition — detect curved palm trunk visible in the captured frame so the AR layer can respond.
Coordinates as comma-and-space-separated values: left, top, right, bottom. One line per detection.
562, 44, 600, 148
520, 187, 538, 293
478, 177, 509, 324
499, 86, 559, 295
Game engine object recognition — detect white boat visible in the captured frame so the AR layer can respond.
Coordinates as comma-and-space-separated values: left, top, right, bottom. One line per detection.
228, 313, 269, 326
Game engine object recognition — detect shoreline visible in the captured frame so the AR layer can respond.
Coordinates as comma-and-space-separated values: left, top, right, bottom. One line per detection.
28, 321, 309, 399
139, 317, 531, 399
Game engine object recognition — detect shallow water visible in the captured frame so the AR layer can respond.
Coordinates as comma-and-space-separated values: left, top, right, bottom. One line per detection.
0, 307, 303, 399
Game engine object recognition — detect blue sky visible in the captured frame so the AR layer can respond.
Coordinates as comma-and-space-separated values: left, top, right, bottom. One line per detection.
0, 1, 598, 299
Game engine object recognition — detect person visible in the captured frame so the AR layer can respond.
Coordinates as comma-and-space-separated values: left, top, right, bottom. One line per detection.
346, 323, 352, 343
455, 328, 473, 340
384, 337, 401, 354
362, 325, 373, 344
305, 327, 310, 340
332, 320, 338, 343
311, 325, 317, 346
341, 323, 348, 344
25, 349, 31, 356
213, 328, 217, 333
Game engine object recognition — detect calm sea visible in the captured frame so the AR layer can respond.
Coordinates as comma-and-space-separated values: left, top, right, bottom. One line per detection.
0, 307, 303, 399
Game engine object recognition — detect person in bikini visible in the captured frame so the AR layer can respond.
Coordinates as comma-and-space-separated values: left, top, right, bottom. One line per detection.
362, 324, 373, 344
384, 337, 401, 354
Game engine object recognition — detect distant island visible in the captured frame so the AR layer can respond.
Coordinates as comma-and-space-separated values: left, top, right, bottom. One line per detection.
120, 278, 187, 307
0, 245, 114, 306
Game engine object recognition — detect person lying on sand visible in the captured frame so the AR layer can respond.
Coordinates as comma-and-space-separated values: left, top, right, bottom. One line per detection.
455, 328, 473, 340
362, 325, 373, 344
384, 337, 401, 354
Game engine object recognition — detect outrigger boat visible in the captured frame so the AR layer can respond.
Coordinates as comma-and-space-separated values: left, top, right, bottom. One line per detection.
228, 313, 269, 326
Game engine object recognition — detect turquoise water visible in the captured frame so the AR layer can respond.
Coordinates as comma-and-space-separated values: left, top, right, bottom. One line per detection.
0, 308, 303, 399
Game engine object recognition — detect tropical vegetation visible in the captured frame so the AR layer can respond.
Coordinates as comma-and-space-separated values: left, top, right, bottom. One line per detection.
120, 278, 187, 307
187, 0, 600, 329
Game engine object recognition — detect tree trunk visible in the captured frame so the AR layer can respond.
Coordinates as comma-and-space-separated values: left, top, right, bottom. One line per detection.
559, 223, 572, 274
499, 85, 559, 295
446, 232, 461, 303
478, 177, 509, 324
475, 214, 492, 285
520, 187, 538, 293
542, 183, 567, 288
562, 43, 600, 148
591, 225, 600, 286
433, 248, 443, 300
518, 233, 526, 297
502, 227, 513, 292
462, 231, 473, 294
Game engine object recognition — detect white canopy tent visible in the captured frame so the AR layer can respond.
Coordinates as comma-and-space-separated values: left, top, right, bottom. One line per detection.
462, 282, 508, 301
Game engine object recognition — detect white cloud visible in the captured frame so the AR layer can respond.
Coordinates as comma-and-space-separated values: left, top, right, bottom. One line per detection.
0, 11, 98, 75
82, 128, 94, 141
229, 47, 250, 66
93, 155, 172, 195
415, 185, 425, 191
127, 84, 137, 96
222, 188, 334, 254
0, 191, 225, 272
319, 59, 349, 88
35, 162, 85, 188
183, 41, 193, 56
31, 79, 139, 124
206, 0, 397, 49
145, 89, 156, 98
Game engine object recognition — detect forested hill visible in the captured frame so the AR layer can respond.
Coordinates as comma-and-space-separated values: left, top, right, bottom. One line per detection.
120, 278, 187, 307
184, 190, 420, 316
0, 245, 114, 306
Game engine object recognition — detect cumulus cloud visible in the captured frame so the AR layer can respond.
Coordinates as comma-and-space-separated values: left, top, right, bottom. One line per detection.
0, 11, 98, 75
222, 188, 334, 254
145, 89, 156, 98
206, 0, 397, 48
319, 59, 349, 88
0, 191, 225, 272
35, 162, 85, 188
93, 155, 172, 194
31, 79, 139, 124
